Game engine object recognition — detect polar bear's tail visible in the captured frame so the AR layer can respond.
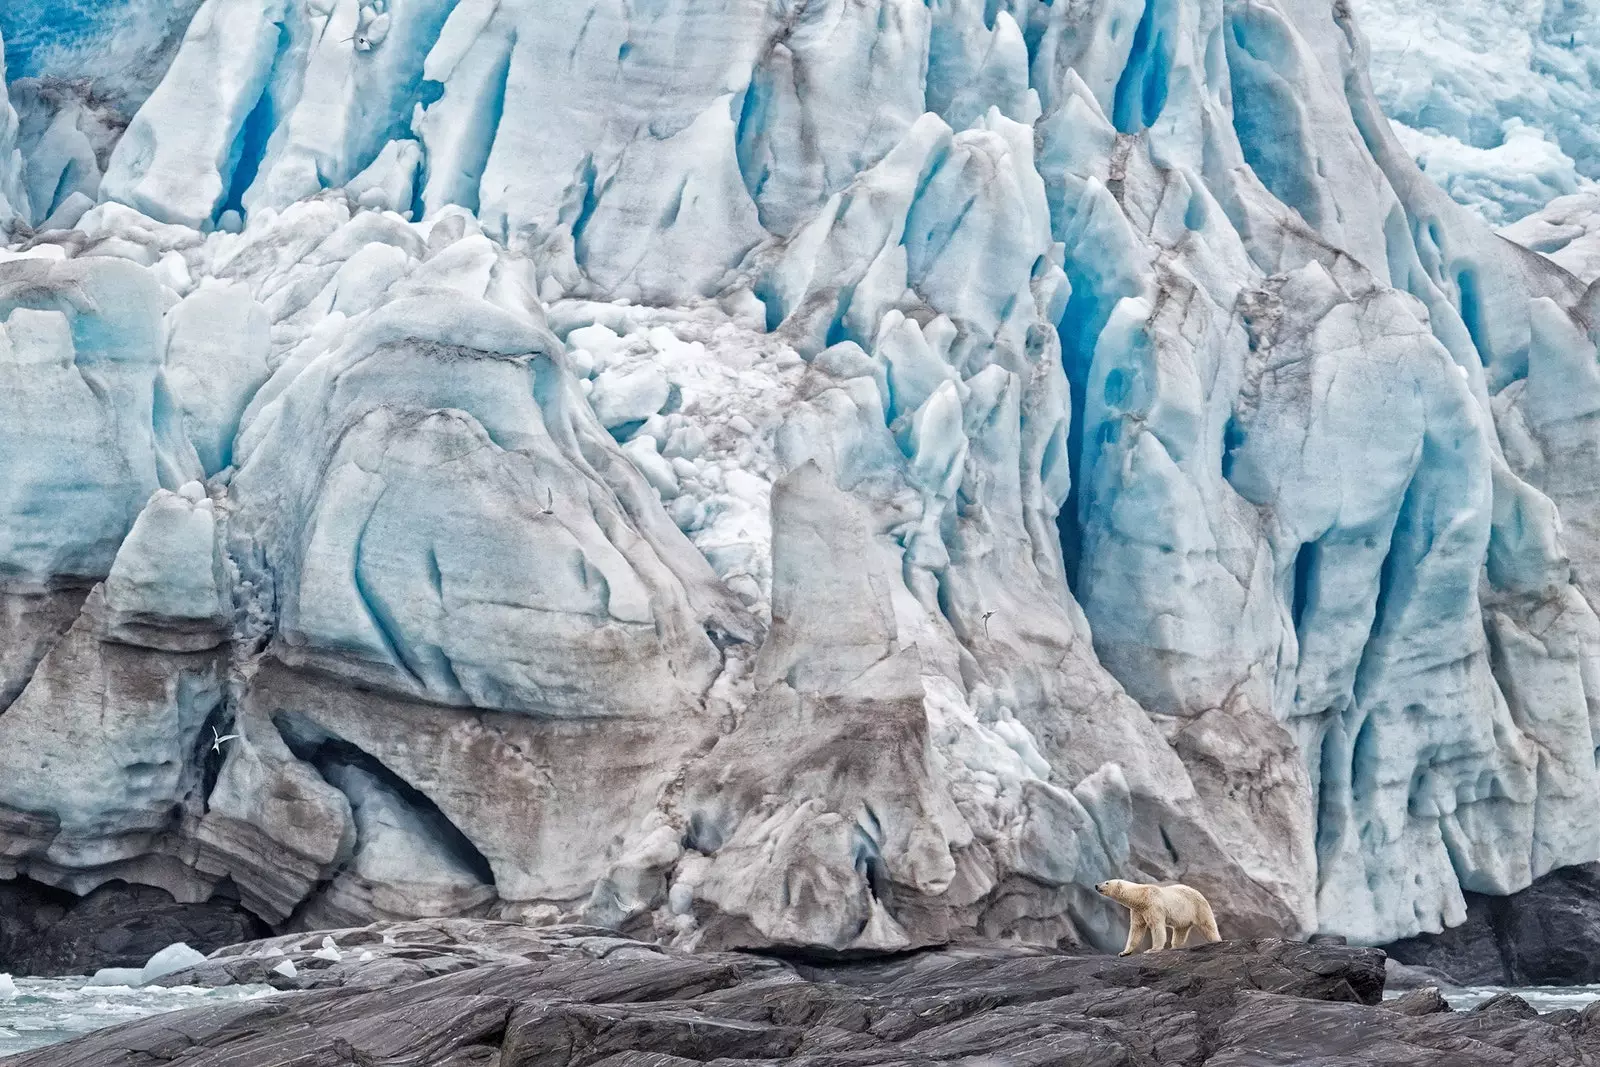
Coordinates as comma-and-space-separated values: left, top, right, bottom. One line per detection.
1195, 899, 1221, 943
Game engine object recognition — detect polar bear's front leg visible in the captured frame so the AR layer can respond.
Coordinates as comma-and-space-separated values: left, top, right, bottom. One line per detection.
1119, 914, 1147, 956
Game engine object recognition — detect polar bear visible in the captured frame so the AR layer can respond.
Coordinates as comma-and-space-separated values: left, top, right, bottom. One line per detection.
1095, 879, 1221, 955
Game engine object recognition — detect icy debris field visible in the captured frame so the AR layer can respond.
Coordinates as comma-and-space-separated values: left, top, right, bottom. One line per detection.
1354, 0, 1600, 224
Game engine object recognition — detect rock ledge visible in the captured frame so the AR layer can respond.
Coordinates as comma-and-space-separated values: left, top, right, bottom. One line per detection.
8, 920, 1600, 1065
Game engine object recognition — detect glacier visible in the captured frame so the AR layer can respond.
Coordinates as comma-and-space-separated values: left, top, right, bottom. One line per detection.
0, 0, 1599, 955
1353, 0, 1600, 225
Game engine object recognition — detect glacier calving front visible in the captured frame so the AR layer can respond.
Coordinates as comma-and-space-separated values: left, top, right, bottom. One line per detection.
0, 0, 1598, 951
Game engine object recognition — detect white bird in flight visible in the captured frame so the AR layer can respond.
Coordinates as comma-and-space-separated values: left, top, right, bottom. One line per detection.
211, 727, 240, 754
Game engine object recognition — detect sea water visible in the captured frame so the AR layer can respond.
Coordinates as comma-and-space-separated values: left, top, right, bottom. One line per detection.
1444, 986, 1600, 1013
0, 976, 277, 1057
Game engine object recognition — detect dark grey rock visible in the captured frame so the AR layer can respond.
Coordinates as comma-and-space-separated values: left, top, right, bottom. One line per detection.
1208, 990, 1598, 1067
1473, 991, 1541, 1019
1499, 865, 1600, 984
1383, 891, 1509, 985
1384, 957, 1461, 991
500, 1002, 806, 1065
0, 876, 72, 969
10, 921, 1591, 1067
1385, 987, 1452, 1016
1382, 863, 1600, 986
0, 876, 267, 977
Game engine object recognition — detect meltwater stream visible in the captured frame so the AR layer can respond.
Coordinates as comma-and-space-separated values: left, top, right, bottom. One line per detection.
0, 977, 277, 1057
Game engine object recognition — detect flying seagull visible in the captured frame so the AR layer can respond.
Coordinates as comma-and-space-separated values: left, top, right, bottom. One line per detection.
538, 487, 556, 516
981, 610, 996, 637
211, 727, 240, 754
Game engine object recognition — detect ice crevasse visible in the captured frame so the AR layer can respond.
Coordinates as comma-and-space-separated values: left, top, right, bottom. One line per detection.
0, 0, 1598, 953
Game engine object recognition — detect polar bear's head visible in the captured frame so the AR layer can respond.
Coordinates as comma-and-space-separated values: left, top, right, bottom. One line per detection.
1094, 879, 1150, 906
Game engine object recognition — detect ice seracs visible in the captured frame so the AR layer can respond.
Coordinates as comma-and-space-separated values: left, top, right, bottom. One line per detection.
1501, 188, 1600, 285
1353, 0, 1600, 224
0, 33, 29, 229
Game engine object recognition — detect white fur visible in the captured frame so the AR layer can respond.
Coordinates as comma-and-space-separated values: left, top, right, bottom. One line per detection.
1095, 878, 1222, 955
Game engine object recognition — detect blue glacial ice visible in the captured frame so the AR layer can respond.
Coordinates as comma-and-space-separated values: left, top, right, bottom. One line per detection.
1, 0, 206, 109
2, 0, 1600, 954
1353, 0, 1600, 225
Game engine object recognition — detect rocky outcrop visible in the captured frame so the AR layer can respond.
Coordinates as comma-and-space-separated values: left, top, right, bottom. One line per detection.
0, 876, 265, 978
10, 921, 1600, 1067
1385, 863, 1600, 986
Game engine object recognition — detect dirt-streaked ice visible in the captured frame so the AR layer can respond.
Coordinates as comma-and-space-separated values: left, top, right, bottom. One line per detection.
1, 0, 1599, 952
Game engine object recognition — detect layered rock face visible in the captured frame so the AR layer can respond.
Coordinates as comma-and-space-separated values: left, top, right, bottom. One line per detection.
14, 920, 1600, 1067
1, 0, 1599, 956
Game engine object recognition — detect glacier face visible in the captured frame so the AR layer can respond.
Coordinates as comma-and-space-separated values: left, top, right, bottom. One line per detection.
0, 0, 1598, 953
